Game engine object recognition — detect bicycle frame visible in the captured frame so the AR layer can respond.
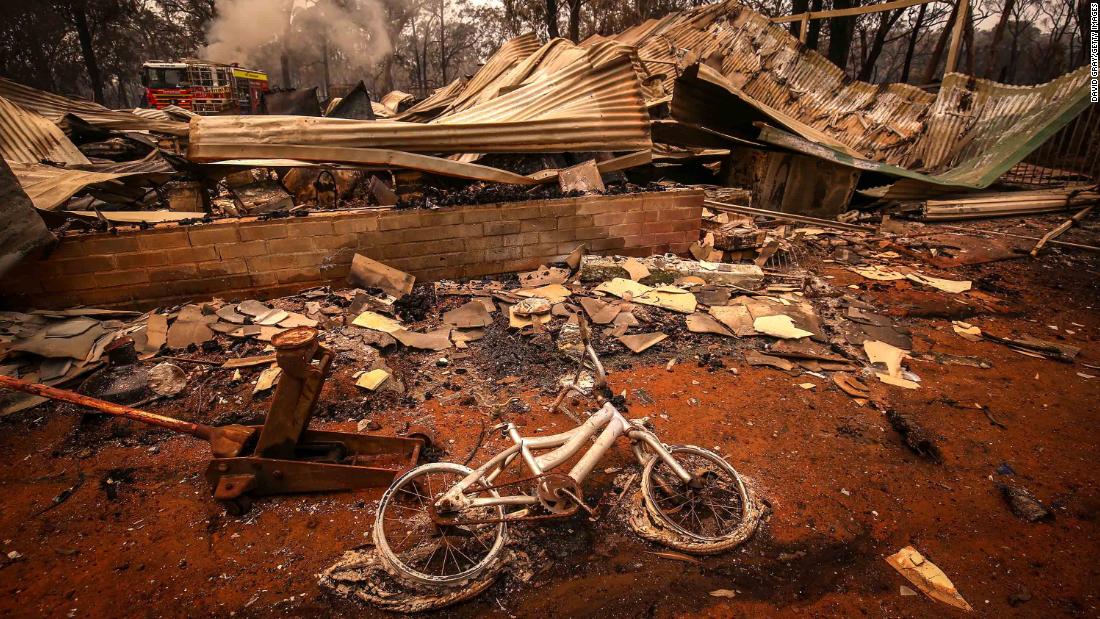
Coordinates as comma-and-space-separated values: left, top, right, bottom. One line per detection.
436, 402, 693, 513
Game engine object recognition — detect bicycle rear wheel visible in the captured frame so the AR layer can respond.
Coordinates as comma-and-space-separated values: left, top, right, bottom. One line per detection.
640, 445, 757, 553
373, 462, 507, 586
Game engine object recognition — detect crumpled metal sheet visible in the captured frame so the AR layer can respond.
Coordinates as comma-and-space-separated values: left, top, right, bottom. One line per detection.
378, 90, 415, 115
0, 158, 55, 278
188, 42, 652, 156
326, 81, 377, 120
0, 76, 187, 136
397, 33, 543, 122
393, 77, 468, 122
9, 161, 172, 211
129, 105, 197, 123
611, 0, 1092, 190
0, 95, 90, 165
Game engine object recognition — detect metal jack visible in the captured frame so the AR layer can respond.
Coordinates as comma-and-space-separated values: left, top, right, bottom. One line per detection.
0, 326, 431, 515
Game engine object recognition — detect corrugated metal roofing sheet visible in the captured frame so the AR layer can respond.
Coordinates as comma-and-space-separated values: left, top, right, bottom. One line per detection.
428, 33, 544, 117
394, 77, 468, 122
0, 96, 90, 165
188, 43, 652, 157
8, 162, 171, 211
0, 76, 187, 136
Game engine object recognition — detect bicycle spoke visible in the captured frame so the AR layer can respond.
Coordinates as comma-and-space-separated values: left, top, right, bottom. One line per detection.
421, 541, 443, 573
379, 466, 505, 582
643, 448, 751, 542
399, 486, 428, 507
451, 543, 475, 568
439, 546, 450, 576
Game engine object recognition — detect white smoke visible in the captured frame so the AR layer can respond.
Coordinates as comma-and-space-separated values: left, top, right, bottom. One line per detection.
203, 0, 392, 88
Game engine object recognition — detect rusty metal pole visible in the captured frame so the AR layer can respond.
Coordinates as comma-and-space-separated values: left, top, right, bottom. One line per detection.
0, 374, 214, 440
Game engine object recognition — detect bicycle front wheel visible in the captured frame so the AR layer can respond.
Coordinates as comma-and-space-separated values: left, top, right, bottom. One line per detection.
373, 462, 507, 586
640, 445, 757, 552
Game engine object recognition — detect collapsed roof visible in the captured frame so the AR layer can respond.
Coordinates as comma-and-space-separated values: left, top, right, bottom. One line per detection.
0, 76, 188, 136
602, 0, 1092, 191
187, 39, 654, 160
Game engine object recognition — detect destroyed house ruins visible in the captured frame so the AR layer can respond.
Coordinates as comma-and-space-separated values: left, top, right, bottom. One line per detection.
0, 0, 1098, 616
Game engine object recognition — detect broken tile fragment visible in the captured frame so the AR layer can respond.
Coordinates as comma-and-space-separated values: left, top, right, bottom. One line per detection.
744, 350, 795, 371
347, 254, 415, 298
237, 300, 270, 318
885, 546, 972, 611
686, 313, 733, 337
355, 369, 391, 391
392, 328, 452, 351
508, 304, 551, 328
578, 297, 621, 324
215, 305, 246, 324
351, 311, 403, 334
255, 308, 289, 326
253, 365, 282, 394
442, 300, 493, 328
278, 312, 318, 329
165, 305, 215, 349
618, 332, 667, 353
512, 297, 552, 316
708, 305, 755, 336
752, 315, 812, 339
515, 284, 570, 304
519, 266, 570, 287
622, 258, 650, 281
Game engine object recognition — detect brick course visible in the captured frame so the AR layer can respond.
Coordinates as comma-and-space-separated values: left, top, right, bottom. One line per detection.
0, 190, 703, 310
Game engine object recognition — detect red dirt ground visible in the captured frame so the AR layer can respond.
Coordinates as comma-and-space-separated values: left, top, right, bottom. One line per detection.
1, 239, 1098, 618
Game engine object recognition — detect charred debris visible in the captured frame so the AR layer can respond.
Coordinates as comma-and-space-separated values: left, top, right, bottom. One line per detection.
0, 0, 1097, 615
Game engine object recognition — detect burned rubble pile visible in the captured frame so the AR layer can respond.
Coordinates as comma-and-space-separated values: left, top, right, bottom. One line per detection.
0, 0, 1098, 616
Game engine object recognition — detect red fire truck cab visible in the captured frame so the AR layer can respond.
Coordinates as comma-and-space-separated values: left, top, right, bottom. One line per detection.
141, 59, 269, 115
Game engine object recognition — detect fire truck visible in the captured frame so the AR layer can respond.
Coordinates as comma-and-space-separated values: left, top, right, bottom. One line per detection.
141, 59, 269, 115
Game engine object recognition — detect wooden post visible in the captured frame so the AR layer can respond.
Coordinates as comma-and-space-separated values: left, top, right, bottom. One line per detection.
799, 13, 810, 42
944, 0, 969, 75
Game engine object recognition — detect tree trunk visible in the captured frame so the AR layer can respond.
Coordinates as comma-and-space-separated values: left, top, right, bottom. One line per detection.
963, 7, 975, 74
790, 0, 809, 39
280, 54, 291, 89
826, 0, 857, 69
859, 27, 868, 68
985, 0, 1016, 79
280, 0, 294, 88
439, 0, 447, 85
380, 54, 395, 93
900, 2, 927, 83
807, 0, 824, 48
1076, 0, 1088, 64
858, 8, 903, 81
70, 1, 104, 103
921, 0, 960, 84
1006, 22, 1020, 82
567, 0, 583, 42
545, 0, 559, 38
320, 36, 330, 100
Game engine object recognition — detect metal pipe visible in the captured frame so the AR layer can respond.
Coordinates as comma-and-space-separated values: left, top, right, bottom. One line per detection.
929, 224, 1100, 252
0, 374, 213, 440
703, 199, 876, 232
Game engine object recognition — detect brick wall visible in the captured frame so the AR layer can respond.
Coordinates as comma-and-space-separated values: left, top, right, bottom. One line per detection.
0, 190, 703, 310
